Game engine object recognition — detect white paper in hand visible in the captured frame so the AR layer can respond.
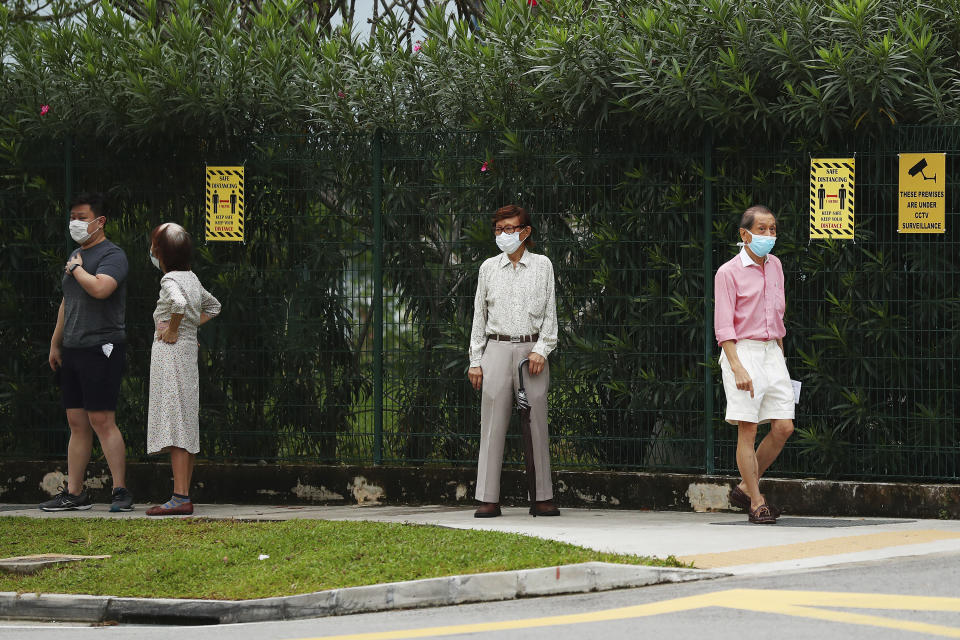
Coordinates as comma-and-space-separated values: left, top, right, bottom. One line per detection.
102, 343, 114, 358
791, 379, 801, 404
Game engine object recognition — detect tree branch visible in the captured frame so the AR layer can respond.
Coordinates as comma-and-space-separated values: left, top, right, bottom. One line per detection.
4, 0, 100, 22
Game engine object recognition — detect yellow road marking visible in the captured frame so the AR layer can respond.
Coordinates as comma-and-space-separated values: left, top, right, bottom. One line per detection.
292, 591, 729, 640
679, 529, 960, 568
294, 588, 960, 640
736, 590, 960, 638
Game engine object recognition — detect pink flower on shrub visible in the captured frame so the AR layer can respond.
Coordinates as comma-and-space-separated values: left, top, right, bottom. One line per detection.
528, 0, 538, 5
480, 161, 489, 173
414, 40, 423, 52
337, 90, 346, 98
40, 104, 50, 116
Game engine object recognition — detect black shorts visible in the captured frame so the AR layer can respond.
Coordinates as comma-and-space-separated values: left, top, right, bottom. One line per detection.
59, 343, 126, 412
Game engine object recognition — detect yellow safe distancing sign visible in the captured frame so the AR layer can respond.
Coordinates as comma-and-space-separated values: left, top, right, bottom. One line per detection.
809, 158, 855, 240
206, 166, 244, 242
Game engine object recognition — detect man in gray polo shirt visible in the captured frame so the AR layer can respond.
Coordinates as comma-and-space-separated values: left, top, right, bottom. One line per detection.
41, 192, 134, 512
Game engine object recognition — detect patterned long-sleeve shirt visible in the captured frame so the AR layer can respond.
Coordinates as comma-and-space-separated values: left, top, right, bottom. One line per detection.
153, 271, 221, 339
469, 250, 558, 367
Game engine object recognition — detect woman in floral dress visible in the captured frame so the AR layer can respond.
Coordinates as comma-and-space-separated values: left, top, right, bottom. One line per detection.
146, 223, 220, 516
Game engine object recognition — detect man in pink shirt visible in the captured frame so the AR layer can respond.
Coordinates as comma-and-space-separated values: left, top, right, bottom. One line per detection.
714, 205, 795, 524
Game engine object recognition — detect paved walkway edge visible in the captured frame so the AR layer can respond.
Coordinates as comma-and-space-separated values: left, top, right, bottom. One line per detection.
0, 562, 727, 624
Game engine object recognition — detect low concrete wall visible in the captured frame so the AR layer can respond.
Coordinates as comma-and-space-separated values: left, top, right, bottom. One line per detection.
1, 461, 957, 519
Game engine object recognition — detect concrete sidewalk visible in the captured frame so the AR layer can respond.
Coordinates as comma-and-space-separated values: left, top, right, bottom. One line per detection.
5, 503, 960, 575
4, 503, 960, 624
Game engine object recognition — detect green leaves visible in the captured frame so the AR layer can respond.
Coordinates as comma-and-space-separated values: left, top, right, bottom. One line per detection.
6, 0, 960, 138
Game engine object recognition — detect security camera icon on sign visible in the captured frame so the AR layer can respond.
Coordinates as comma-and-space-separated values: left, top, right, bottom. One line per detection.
908, 158, 937, 183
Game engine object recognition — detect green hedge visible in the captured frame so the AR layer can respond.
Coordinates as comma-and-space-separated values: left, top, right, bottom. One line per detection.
5, 0, 960, 140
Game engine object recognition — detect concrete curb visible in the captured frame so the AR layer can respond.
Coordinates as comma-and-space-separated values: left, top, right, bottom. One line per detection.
0, 554, 111, 575
0, 562, 727, 624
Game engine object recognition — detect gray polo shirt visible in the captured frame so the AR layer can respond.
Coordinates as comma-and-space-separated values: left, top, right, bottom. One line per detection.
61, 240, 128, 348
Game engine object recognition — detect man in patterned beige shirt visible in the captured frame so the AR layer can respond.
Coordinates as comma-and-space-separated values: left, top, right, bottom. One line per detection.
468, 204, 559, 518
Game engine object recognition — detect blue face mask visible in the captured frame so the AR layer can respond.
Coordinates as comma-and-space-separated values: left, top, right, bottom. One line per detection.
745, 231, 776, 258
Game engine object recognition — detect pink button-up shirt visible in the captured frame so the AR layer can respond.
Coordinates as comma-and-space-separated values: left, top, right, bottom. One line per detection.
714, 249, 786, 345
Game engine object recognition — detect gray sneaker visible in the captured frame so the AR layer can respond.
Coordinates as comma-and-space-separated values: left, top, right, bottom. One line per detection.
39, 488, 92, 511
110, 487, 134, 512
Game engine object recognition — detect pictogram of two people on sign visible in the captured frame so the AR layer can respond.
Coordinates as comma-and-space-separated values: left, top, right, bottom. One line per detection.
211, 190, 238, 215
817, 183, 848, 211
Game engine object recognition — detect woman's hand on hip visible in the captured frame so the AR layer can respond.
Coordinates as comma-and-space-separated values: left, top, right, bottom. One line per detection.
160, 325, 179, 344
528, 353, 546, 375
468, 366, 483, 391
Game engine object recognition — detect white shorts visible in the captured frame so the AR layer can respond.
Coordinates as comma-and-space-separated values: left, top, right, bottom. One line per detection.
719, 339, 795, 426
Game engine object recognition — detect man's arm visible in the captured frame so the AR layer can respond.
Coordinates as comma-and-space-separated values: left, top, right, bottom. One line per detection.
529, 260, 557, 375
65, 253, 119, 299
714, 268, 739, 345
720, 339, 754, 398
71, 268, 119, 300
715, 267, 754, 396
49, 299, 65, 370
67, 245, 127, 300
468, 264, 489, 391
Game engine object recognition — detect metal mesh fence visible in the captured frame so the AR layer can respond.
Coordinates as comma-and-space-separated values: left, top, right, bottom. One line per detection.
711, 130, 960, 480
0, 128, 957, 481
378, 131, 706, 471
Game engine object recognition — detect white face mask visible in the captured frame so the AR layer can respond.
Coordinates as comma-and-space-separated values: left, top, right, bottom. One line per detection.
149, 250, 161, 270
69, 218, 101, 244
496, 230, 525, 255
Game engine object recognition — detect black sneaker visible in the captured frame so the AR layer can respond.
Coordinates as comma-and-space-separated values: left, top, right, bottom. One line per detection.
39, 487, 92, 512
110, 487, 134, 512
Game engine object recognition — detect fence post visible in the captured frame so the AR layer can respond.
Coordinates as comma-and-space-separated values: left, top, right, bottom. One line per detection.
372, 128, 384, 465
64, 136, 73, 251
703, 129, 715, 475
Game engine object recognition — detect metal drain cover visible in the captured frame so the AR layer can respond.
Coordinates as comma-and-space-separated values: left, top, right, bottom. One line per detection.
712, 518, 914, 528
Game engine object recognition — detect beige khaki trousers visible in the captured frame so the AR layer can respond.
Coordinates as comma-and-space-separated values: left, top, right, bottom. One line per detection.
475, 339, 553, 502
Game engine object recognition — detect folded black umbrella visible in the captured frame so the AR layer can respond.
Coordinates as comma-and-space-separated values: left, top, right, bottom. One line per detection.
516, 358, 536, 504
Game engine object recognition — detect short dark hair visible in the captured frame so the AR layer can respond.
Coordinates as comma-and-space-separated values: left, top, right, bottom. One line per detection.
739, 205, 776, 231
70, 192, 108, 218
492, 204, 535, 249
150, 222, 193, 272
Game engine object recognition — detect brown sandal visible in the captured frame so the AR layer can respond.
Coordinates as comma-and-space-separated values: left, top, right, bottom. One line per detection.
748, 503, 777, 524
730, 486, 782, 518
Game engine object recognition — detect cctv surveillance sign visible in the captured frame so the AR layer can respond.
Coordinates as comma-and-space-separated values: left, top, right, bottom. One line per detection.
899, 153, 945, 234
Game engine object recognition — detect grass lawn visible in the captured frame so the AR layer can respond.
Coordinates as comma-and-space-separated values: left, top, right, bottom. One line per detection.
0, 518, 685, 600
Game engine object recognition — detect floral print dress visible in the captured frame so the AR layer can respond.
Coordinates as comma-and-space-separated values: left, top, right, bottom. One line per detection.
147, 271, 220, 454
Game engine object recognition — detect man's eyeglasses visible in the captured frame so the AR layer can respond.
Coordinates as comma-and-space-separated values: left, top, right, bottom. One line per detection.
493, 224, 527, 235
